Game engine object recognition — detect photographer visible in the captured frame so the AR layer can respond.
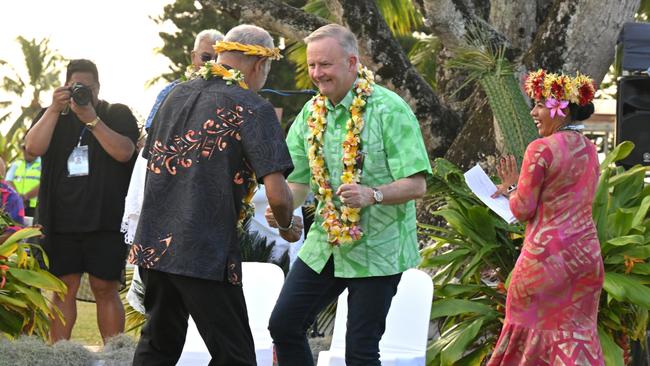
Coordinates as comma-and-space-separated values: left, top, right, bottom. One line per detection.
25, 59, 139, 344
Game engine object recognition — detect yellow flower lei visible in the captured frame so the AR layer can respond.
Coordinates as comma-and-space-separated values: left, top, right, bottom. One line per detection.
186, 61, 249, 89
307, 64, 375, 245
214, 41, 283, 60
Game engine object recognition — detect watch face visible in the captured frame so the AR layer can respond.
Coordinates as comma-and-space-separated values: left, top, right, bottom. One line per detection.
373, 189, 383, 203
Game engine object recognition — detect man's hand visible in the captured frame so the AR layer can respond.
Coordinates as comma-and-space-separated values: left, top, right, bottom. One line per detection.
70, 99, 97, 125
265, 206, 279, 228
336, 184, 374, 208
265, 206, 304, 242
50, 86, 72, 114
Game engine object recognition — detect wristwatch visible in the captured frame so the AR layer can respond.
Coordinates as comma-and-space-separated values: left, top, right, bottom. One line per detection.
85, 117, 101, 131
372, 187, 384, 204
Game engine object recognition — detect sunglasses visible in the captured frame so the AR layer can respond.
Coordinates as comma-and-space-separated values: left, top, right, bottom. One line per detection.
199, 53, 216, 62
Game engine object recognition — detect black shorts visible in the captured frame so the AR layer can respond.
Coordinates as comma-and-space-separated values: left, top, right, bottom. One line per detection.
47, 231, 128, 281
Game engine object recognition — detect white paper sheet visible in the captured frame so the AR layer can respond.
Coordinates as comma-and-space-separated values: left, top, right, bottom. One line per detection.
463, 164, 517, 224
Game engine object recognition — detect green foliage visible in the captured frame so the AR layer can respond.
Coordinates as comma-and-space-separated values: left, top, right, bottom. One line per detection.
375, 0, 422, 37
0, 36, 64, 164
420, 158, 522, 365
408, 35, 441, 89
150, 0, 238, 84
0, 226, 66, 340
420, 143, 650, 365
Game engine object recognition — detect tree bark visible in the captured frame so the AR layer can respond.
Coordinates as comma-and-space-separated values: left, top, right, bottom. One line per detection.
201, 0, 329, 40
422, 0, 512, 54
523, 0, 640, 82
489, 0, 537, 52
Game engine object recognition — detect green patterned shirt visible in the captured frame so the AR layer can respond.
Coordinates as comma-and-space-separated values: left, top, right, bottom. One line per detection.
286, 84, 432, 278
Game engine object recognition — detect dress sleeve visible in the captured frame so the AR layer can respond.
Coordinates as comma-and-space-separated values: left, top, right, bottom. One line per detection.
509, 139, 553, 222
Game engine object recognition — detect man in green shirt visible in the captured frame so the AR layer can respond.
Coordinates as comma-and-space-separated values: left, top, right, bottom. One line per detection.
268, 24, 432, 366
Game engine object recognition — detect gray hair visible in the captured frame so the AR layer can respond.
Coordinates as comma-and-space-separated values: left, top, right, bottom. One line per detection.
223, 24, 275, 50
304, 24, 358, 57
193, 29, 224, 51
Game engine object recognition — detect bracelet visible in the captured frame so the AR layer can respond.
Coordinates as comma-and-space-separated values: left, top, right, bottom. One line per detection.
506, 184, 517, 193
277, 216, 294, 232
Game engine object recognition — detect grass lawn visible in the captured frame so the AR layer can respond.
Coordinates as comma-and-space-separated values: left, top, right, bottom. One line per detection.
71, 300, 103, 346
71, 300, 139, 347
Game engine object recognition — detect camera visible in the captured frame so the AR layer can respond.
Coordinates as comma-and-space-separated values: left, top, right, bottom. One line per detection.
69, 82, 92, 106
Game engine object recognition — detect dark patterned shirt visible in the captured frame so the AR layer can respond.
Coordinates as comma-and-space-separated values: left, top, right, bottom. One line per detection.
129, 76, 293, 283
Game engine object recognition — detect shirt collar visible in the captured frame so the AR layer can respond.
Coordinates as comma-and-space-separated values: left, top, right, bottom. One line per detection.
325, 81, 357, 111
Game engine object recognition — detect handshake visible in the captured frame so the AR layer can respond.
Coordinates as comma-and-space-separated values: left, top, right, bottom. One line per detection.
264, 206, 304, 243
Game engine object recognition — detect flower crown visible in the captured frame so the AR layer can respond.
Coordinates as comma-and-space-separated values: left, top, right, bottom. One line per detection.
214, 41, 282, 60
524, 69, 596, 106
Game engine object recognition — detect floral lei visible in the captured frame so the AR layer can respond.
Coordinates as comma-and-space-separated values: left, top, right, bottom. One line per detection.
185, 60, 255, 230
184, 61, 248, 89
307, 64, 375, 245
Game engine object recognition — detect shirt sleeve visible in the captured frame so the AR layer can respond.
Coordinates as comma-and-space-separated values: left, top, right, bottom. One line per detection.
105, 103, 140, 145
380, 96, 432, 180
509, 139, 553, 222
240, 101, 294, 181
5, 163, 18, 182
285, 103, 311, 185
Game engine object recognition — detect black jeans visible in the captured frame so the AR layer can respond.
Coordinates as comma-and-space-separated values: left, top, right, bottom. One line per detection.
268, 257, 402, 366
132, 268, 256, 366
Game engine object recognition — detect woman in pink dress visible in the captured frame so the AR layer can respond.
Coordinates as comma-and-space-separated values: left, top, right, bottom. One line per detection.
488, 70, 604, 365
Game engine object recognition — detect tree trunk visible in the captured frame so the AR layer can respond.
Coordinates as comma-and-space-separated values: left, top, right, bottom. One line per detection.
523, 0, 641, 82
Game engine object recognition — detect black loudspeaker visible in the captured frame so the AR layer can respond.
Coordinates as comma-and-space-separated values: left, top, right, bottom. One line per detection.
616, 76, 650, 167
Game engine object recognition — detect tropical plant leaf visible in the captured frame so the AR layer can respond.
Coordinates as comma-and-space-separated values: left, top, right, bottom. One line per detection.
430, 299, 498, 319
598, 326, 625, 366
603, 272, 650, 308
440, 317, 485, 366
8, 268, 67, 293
600, 141, 634, 169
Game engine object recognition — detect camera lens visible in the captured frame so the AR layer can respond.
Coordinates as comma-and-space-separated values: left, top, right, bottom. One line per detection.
71, 83, 92, 106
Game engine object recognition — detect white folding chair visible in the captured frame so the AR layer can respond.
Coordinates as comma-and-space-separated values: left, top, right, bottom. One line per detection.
177, 262, 285, 366
317, 268, 434, 366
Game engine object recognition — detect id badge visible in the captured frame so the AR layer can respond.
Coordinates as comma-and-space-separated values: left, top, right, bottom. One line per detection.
67, 145, 89, 177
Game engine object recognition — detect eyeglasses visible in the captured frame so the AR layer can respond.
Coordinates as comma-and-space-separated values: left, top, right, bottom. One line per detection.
200, 53, 216, 63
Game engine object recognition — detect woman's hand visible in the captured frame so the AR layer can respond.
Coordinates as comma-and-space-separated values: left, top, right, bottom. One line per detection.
492, 155, 519, 198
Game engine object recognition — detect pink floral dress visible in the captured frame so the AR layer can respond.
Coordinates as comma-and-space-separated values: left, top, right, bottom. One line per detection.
487, 132, 605, 365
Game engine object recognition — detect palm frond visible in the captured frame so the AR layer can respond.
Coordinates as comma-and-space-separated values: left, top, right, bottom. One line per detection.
376, 0, 422, 36
286, 41, 312, 89
408, 34, 441, 88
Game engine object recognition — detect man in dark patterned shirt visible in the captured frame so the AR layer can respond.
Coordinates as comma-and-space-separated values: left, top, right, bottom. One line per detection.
130, 24, 302, 366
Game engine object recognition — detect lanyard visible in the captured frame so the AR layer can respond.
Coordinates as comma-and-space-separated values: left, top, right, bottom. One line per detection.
76, 127, 89, 147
